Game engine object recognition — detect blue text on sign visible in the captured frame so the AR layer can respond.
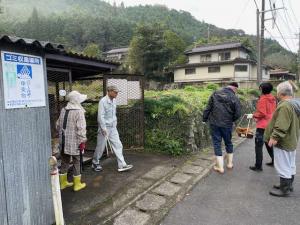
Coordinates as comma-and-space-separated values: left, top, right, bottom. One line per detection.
4, 53, 41, 65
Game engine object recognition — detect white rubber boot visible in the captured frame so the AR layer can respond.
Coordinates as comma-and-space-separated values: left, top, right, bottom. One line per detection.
227, 153, 233, 169
213, 156, 224, 174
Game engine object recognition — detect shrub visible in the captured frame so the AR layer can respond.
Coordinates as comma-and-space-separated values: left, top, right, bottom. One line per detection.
237, 89, 246, 95
145, 129, 184, 156
184, 85, 198, 92
205, 83, 219, 91
247, 89, 260, 98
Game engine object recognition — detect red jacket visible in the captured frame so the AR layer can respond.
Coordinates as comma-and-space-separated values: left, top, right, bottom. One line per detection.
253, 94, 277, 129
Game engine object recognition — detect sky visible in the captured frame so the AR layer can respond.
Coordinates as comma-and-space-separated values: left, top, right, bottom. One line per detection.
108, 0, 300, 53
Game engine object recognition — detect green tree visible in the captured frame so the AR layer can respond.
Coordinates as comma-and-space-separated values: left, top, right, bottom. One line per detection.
83, 43, 102, 58
128, 23, 169, 80
163, 30, 187, 66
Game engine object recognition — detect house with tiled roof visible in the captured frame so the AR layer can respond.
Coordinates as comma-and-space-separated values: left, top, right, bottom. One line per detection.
269, 68, 296, 81
174, 42, 271, 83
104, 47, 129, 61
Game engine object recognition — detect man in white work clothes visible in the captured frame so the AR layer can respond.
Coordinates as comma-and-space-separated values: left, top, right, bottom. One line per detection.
92, 85, 133, 172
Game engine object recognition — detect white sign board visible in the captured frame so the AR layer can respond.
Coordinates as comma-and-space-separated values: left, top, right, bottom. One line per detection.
1, 51, 46, 109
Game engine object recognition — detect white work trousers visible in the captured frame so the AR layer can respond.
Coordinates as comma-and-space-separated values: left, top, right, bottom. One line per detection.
274, 147, 296, 179
92, 126, 127, 169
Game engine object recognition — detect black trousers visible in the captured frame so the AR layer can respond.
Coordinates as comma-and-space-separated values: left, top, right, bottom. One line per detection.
255, 128, 274, 168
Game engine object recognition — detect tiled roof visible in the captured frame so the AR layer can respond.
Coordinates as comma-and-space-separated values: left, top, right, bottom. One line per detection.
270, 69, 296, 76
185, 42, 250, 54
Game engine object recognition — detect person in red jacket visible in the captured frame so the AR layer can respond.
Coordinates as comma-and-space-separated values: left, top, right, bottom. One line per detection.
249, 82, 277, 172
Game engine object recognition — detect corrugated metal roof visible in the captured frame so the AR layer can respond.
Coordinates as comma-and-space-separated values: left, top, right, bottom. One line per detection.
0, 35, 119, 65
0, 35, 65, 50
185, 42, 250, 54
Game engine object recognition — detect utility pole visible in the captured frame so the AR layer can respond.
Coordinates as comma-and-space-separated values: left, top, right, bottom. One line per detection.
297, 28, 300, 83
257, 8, 261, 84
256, 1, 283, 84
0, 0, 3, 14
207, 25, 210, 41
258, 0, 265, 84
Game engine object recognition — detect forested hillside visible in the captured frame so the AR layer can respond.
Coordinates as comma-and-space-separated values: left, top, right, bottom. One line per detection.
0, 0, 297, 72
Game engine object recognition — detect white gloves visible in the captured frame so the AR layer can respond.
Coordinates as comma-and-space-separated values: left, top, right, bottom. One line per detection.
246, 114, 253, 119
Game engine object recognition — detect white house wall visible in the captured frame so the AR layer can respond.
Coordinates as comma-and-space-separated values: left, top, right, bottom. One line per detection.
250, 65, 270, 80
174, 64, 234, 82
188, 49, 248, 64
262, 68, 270, 80
188, 55, 200, 64
239, 51, 248, 59
251, 65, 258, 80
234, 63, 250, 81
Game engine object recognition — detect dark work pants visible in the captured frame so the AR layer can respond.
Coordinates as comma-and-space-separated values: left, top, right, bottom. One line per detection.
60, 152, 81, 176
210, 124, 233, 156
255, 128, 274, 168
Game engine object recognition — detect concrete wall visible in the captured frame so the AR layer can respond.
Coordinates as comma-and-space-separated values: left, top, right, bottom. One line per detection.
0, 44, 54, 225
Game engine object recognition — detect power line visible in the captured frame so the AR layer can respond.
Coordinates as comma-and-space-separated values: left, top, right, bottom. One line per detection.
233, 0, 251, 28
253, 0, 259, 10
273, 19, 294, 52
281, 0, 298, 29
266, 36, 297, 39
265, 27, 277, 40
280, 0, 298, 48
287, 0, 300, 27
276, 8, 298, 49
264, 0, 296, 52
277, 13, 298, 50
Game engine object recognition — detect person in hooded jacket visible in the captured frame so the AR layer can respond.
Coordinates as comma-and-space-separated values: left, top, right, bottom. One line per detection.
203, 82, 241, 174
265, 81, 300, 197
56, 90, 87, 192
249, 82, 277, 172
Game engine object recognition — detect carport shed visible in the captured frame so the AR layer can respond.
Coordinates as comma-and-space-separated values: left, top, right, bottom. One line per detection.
0, 35, 118, 225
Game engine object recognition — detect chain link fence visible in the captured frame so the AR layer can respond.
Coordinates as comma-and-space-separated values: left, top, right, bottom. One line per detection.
47, 72, 144, 152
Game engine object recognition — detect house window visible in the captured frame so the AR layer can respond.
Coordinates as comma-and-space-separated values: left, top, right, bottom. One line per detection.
208, 66, 220, 73
185, 68, 196, 75
200, 54, 211, 62
235, 65, 248, 72
219, 52, 231, 61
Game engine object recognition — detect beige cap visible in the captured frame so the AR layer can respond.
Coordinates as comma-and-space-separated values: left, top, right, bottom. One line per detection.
107, 85, 120, 92
66, 91, 87, 104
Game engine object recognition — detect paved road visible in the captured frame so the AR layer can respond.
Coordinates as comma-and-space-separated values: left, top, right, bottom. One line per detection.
162, 139, 300, 225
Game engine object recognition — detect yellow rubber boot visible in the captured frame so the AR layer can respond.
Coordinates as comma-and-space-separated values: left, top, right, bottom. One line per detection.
59, 173, 73, 190
73, 175, 86, 192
